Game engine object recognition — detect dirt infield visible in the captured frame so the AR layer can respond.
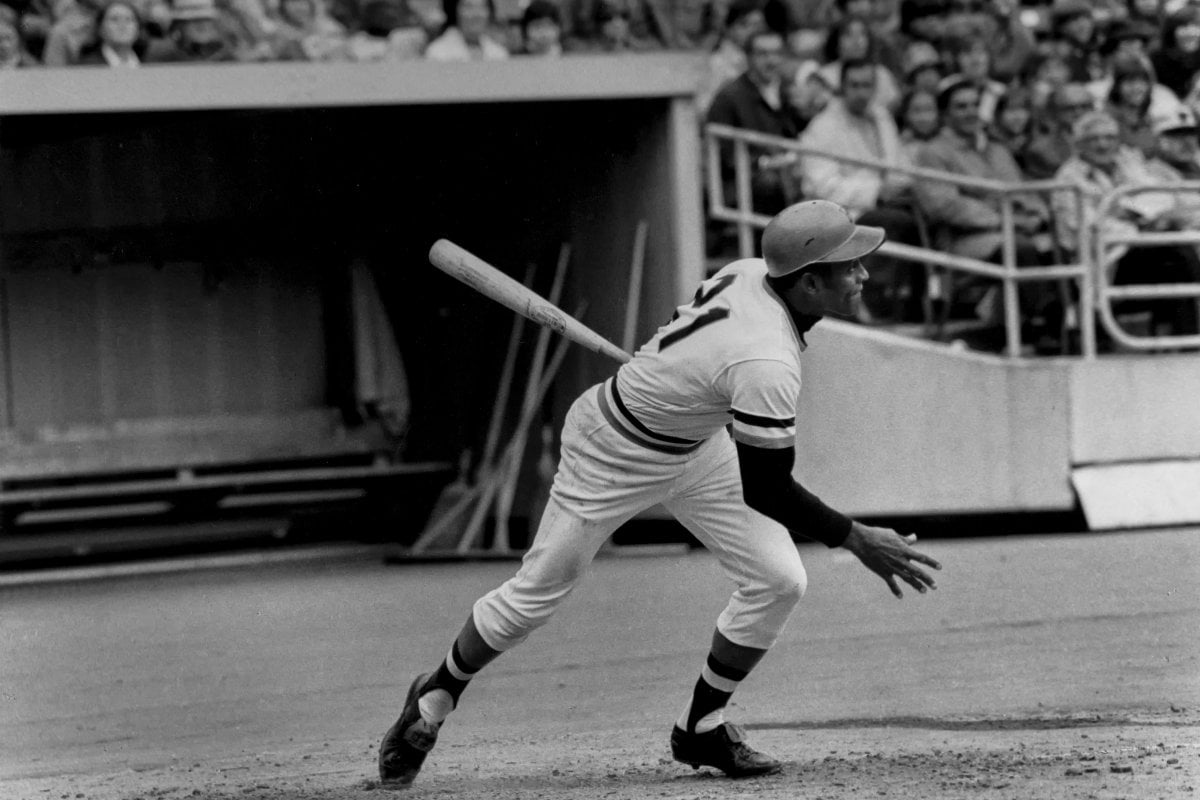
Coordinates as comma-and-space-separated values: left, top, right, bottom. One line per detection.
3, 528, 1198, 800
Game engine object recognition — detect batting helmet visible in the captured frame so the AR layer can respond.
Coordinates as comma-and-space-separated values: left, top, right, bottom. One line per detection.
761, 200, 885, 278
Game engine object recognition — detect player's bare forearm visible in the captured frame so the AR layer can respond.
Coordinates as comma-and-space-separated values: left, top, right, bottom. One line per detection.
842, 522, 942, 599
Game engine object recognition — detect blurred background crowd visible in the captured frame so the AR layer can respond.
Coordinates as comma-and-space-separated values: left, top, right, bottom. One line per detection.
698, 0, 1200, 349
2, 0, 1199, 350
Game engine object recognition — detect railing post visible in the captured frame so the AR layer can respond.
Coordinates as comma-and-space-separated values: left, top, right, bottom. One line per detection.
733, 140, 754, 259
1000, 198, 1022, 358
1078, 186, 1097, 359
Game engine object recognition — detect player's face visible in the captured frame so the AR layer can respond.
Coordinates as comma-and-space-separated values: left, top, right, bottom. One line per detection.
814, 259, 869, 317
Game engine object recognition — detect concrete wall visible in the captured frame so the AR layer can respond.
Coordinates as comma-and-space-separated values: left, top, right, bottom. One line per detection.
793, 322, 1075, 516
1068, 353, 1200, 464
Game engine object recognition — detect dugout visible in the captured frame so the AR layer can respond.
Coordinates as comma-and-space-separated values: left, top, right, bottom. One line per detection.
0, 57, 706, 553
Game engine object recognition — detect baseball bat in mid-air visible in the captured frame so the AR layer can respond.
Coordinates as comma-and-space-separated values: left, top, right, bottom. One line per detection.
429, 239, 633, 365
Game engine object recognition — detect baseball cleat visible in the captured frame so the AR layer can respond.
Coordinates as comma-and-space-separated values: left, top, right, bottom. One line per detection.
378, 673, 441, 787
670, 722, 783, 778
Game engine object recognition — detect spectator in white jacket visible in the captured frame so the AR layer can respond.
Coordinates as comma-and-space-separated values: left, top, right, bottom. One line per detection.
798, 56, 924, 321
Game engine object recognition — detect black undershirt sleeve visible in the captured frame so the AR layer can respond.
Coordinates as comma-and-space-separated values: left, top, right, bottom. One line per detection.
736, 440, 853, 548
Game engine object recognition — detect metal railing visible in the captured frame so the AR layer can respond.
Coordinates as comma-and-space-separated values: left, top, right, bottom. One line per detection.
1093, 182, 1200, 351
704, 122, 1100, 358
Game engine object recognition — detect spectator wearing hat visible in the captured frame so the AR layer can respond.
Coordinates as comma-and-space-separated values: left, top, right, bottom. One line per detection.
1101, 51, 1184, 158
77, 0, 148, 64
0, 14, 40, 65
516, 0, 561, 54
1051, 108, 1200, 337
818, 13, 901, 112
1145, 107, 1200, 228
1148, 106, 1200, 179
696, 0, 765, 116
901, 38, 943, 94
1048, 0, 1103, 83
425, 0, 508, 58
1152, 6, 1200, 100
144, 0, 236, 61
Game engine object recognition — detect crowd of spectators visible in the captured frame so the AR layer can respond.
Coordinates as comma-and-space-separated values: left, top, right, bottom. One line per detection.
3, 0, 1199, 348
701, 0, 1200, 348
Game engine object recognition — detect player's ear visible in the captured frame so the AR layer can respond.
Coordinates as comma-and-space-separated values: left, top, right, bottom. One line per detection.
798, 271, 823, 294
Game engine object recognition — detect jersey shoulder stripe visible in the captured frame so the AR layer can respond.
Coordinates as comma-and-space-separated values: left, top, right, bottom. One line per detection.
731, 409, 795, 428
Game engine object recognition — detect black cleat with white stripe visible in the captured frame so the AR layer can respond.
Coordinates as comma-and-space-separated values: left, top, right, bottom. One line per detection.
670, 722, 783, 778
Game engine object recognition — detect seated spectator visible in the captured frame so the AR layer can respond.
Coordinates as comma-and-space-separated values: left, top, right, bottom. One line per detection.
516, 0, 561, 55
914, 77, 1056, 338
1144, 107, 1200, 226
42, 0, 105, 65
1046, 0, 1103, 83
425, 0, 507, 59
1022, 81, 1096, 180
834, 0, 903, 76
344, 0, 427, 58
1124, 0, 1164, 52
900, 38, 942, 94
1100, 17, 1157, 63
799, 56, 924, 321
77, 0, 147, 64
897, 0, 948, 52
564, 0, 667, 51
1152, 6, 1200, 101
706, 28, 804, 216
696, 0, 765, 116
818, 13, 901, 111
786, 58, 835, 129
0, 15, 40, 65
144, 0, 237, 61
988, 85, 1034, 166
975, 0, 1035, 84
219, 0, 278, 61
1051, 109, 1200, 337
1101, 51, 1184, 159
268, 0, 347, 60
658, 0, 718, 50
1022, 48, 1073, 114
942, 33, 1006, 123
6, 0, 53, 61
897, 85, 941, 158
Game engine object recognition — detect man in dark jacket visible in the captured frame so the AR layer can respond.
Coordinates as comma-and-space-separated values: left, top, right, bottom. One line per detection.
705, 28, 804, 217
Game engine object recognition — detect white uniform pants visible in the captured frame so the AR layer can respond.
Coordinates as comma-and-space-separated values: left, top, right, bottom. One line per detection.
473, 383, 807, 653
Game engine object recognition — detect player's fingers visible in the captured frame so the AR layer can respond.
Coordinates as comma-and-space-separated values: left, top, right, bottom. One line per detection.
907, 565, 937, 590
898, 570, 928, 593
908, 550, 942, 571
885, 574, 903, 598
904, 533, 918, 544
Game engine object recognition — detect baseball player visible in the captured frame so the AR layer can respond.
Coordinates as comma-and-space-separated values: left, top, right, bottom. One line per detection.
378, 199, 943, 786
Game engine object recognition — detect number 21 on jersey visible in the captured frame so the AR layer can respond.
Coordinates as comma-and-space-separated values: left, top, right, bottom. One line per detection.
660, 274, 735, 351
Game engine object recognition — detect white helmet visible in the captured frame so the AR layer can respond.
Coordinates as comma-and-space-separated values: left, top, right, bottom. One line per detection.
761, 200, 885, 278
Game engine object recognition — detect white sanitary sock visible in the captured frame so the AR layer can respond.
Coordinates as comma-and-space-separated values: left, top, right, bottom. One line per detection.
417, 688, 454, 724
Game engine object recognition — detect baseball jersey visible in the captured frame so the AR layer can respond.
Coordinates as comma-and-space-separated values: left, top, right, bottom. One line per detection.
602, 258, 805, 454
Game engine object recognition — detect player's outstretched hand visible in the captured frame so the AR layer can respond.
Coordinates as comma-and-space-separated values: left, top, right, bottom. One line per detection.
842, 522, 942, 599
